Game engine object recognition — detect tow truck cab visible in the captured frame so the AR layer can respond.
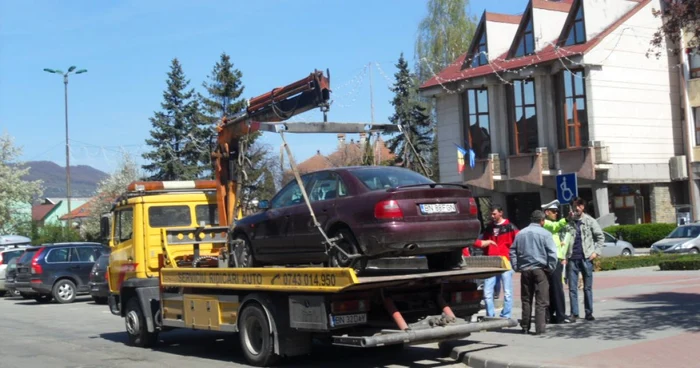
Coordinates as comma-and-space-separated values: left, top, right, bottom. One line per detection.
101, 184, 222, 318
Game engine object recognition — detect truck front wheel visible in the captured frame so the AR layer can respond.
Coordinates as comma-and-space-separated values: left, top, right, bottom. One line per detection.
239, 302, 279, 367
125, 298, 159, 348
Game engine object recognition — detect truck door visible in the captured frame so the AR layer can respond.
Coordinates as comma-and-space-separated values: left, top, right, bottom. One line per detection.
108, 207, 135, 293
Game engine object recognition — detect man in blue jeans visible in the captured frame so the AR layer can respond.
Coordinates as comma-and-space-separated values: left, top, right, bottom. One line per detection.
564, 197, 604, 322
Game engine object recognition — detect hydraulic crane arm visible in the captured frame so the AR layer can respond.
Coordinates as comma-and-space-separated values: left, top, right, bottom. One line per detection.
213, 69, 401, 227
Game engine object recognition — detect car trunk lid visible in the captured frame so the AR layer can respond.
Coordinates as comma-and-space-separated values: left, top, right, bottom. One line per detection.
375, 185, 477, 222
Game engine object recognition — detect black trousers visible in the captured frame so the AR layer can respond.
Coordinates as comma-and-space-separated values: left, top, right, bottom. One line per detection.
521, 268, 550, 333
548, 261, 566, 323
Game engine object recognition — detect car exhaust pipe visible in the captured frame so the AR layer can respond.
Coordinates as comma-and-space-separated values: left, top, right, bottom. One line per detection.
405, 243, 417, 250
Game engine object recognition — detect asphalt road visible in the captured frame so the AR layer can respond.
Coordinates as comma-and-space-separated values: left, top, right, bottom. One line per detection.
0, 294, 466, 368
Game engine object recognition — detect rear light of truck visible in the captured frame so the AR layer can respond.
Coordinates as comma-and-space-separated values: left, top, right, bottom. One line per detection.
331, 299, 370, 314
468, 197, 478, 216
451, 291, 482, 304
374, 200, 403, 220
30, 247, 45, 275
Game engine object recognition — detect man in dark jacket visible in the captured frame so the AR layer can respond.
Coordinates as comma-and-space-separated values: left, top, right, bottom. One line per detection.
510, 210, 558, 335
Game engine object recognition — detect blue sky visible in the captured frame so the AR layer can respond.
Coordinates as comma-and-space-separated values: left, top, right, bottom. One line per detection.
0, 0, 523, 175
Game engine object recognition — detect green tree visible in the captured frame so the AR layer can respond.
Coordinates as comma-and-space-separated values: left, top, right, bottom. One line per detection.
414, 0, 478, 84
0, 132, 43, 234
240, 142, 281, 215
415, 0, 478, 181
83, 152, 142, 240
648, 0, 700, 58
200, 52, 249, 176
142, 58, 204, 180
384, 54, 433, 174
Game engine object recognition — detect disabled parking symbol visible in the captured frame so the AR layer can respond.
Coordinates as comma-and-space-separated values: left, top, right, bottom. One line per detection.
556, 173, 578, 204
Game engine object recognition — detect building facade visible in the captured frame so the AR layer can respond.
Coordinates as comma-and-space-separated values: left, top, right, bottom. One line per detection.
420, 0, 689, 229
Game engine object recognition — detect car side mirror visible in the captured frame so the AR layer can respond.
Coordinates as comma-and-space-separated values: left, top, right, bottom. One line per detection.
99, 215, 112, 246
258, 200, 270, 210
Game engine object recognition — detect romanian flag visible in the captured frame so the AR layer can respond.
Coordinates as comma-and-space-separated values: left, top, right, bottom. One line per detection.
455, 144, 467, 173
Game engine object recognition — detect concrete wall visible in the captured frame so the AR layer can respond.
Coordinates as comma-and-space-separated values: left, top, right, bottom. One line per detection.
533, 7, 570, 50
436, 93, 464, 183
486, 21, 519, 59
585, 0, 682, 168
582, 0, 636, 40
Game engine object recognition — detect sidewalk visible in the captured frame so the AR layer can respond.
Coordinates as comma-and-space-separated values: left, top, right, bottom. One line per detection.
446, 267, 700, 368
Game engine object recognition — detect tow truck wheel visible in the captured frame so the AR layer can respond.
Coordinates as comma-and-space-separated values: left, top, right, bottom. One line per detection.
329, 228, 367, 273
125, 298, 159, 348
239, 302, 279, 367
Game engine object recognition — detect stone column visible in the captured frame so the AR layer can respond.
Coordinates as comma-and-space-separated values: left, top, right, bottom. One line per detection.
592, 184, 610, 219
650, 183, 676, 224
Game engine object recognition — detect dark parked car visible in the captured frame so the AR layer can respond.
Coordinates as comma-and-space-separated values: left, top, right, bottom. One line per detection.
232, 166, 480, 271
15, 242, 109, 304
89, 253, 110, 304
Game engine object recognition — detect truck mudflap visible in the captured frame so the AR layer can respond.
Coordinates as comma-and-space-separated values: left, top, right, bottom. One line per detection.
331, 317, 518, 348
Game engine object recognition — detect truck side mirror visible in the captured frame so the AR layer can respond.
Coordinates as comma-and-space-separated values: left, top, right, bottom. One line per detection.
258, 200, 270, 210
100, 216, 112, 246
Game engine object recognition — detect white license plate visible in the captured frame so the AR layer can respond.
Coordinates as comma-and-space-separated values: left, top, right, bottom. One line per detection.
332, 313, 367, 326
419, 203, 456, 214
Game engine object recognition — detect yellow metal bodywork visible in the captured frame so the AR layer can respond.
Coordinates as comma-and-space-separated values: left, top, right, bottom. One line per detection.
108, 191, 221, 296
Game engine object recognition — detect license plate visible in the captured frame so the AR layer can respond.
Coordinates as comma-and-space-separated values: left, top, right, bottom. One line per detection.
18, 268, 27, 273
419, 203, 456, 214
332, 313, 367, 327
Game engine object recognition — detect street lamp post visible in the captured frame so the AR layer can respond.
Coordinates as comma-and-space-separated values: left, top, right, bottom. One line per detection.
43, 66, 87, 225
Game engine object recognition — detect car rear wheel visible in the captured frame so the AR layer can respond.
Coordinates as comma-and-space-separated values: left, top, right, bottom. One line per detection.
53, 279, 77, 304
426, 249, 463, 271
125, 298, 159, 348
690, 248, 699, 255
239, 302, 279, 367
329, 228, 367, 273
232, 234, 257, 268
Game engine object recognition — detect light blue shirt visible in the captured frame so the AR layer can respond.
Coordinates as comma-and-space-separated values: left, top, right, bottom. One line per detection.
509, 223, 558, 272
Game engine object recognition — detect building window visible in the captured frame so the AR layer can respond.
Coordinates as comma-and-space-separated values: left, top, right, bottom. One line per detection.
470, 30, 488, 67
463, 88, 491, 159
558, 69, 589, 148
509, 79, 538, 154
563, 1, 586, 46
513, 12, 535, 58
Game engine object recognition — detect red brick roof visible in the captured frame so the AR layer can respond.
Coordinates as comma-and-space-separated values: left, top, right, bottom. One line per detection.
292, 137, 397, 175
32, 203, 56, 222
484, 12, 522, 24
420, 0, 650, 90
59, 201, 92, 220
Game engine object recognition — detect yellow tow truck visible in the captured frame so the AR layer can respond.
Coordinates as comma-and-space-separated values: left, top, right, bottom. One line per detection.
103, 70, 517, 367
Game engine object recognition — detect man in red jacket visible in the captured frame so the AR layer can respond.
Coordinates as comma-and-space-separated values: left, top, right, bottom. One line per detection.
474, 205, 519, 318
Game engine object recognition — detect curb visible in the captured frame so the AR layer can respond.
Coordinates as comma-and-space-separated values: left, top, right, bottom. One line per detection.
459, 353, 582, 368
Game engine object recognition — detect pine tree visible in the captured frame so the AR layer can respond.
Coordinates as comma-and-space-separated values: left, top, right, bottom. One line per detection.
200, 52, 249, 176
142, 58, 204, 180
384, 54, 433, 175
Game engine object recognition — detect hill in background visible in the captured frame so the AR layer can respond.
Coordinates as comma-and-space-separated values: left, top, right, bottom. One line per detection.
22, 161, 108, 198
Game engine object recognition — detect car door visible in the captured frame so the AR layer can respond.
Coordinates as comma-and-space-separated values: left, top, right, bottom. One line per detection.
602, 232, 619, 257
291, 171, 343, 256
255, 177, 309, 256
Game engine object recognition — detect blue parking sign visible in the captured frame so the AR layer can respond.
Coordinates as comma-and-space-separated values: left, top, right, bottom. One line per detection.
556, 173, 578, 204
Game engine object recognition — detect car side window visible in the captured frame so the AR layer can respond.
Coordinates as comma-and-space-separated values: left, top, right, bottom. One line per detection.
46, 248, 70, 263
76, 247, 98, 262
270, 175, 313, 208
604, 233, 615, 243
309, 172, 346, 202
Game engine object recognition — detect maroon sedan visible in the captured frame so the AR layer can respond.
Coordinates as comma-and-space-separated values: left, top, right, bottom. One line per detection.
232, 166, 480, 271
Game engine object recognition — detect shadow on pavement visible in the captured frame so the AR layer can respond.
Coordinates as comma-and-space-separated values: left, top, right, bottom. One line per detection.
542, 292, 700, 340
100, 330, 460, 367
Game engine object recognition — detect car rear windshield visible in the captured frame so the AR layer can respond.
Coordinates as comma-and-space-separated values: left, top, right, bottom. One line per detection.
350, 168, 433, 191
96, 254, 110, 268
18, 249, 38, 264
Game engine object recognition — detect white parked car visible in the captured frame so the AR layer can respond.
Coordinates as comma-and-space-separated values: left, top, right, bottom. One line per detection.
650, 225, 700, 255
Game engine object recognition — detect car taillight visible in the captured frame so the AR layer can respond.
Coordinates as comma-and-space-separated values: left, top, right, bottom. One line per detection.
0, 254, 4, 265
468, 197, 478, 216
451, 290, 482, 304
374, 200, 403, 220
331, 299, 370, 314
31, 247, 45, 275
